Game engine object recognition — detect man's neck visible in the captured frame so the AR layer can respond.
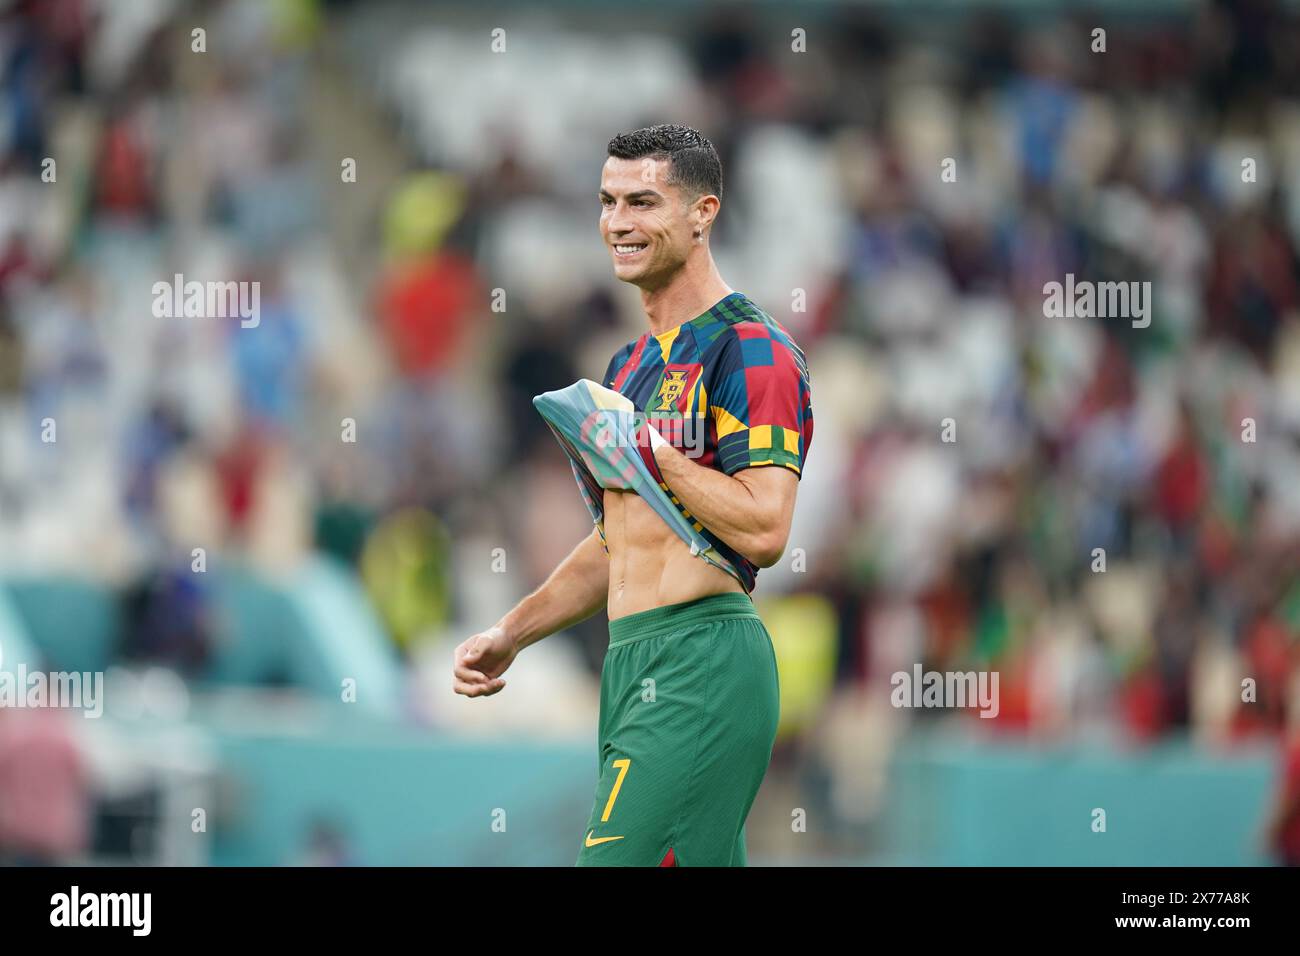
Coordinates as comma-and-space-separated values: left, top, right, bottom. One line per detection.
639, 254, 734, 337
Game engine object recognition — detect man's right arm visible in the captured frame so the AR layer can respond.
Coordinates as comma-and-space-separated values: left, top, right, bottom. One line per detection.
502, 526, 609, 651
452, 527, 608, 697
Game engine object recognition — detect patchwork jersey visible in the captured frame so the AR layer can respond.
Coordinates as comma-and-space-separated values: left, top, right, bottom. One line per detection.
598, 291, 814, 592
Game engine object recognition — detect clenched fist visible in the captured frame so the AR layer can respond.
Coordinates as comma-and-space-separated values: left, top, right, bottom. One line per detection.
452, 625, 518, 698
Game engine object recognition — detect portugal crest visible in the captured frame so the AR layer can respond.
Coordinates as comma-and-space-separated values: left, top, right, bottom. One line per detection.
653, 364, 701, 413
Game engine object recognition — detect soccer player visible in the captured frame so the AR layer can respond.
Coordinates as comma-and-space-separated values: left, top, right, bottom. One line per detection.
452, 125, 813, 866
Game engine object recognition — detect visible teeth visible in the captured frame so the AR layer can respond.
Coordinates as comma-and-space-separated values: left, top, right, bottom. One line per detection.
615, 244, 646, 254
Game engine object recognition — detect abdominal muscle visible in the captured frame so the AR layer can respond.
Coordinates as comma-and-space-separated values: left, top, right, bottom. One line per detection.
603, 488, 744, 620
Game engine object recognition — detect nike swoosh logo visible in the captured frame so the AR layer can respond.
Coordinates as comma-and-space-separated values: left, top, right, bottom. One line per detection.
585, 830, 625, 847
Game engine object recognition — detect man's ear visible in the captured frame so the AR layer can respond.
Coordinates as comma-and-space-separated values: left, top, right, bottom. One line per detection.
693, 195, 720, 235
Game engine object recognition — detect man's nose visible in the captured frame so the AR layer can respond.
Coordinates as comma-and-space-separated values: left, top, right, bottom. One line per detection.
607, 202, 634, 234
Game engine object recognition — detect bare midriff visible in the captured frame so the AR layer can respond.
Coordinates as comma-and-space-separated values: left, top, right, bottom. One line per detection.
602, 487, 744, 620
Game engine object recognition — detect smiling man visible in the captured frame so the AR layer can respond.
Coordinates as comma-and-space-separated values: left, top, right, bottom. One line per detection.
452, 125, 813, 866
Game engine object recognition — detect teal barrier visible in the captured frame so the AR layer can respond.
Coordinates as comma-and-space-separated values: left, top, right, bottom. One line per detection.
2, 577, 118, 673
277, 556, 403, 715
205, 557, 403, 718
0, 587, 41, 670
201, 710, 593, 866
878, 731, 1277, 866
2, 556, 403, 718
197, 713, 1278, 867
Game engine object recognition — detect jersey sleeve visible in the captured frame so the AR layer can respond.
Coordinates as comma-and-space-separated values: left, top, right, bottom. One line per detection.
709, 323, 813, 477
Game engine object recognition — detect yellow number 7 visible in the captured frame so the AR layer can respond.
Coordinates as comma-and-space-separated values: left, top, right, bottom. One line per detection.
600, 758, 631, 823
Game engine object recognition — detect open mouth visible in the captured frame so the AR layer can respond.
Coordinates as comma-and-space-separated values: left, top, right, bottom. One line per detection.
613, 243, 648, 259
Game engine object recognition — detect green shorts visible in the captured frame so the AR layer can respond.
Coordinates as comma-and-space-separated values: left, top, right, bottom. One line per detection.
574, 592, 780, 867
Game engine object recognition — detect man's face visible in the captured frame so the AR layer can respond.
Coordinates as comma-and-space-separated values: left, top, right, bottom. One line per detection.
599, 156, 697, 289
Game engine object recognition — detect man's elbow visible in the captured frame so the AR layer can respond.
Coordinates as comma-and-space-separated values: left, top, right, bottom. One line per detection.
746, 529, 788, 569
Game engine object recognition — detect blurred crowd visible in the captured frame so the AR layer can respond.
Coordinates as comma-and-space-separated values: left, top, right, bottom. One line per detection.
2, 0, 1300, 861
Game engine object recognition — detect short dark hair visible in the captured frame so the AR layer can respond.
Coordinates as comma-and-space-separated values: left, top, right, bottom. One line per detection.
607, 124, 722, 201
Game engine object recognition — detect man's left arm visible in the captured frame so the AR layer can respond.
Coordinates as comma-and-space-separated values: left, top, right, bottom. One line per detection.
648, 324, 813, 568
650, 446, 798, 568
